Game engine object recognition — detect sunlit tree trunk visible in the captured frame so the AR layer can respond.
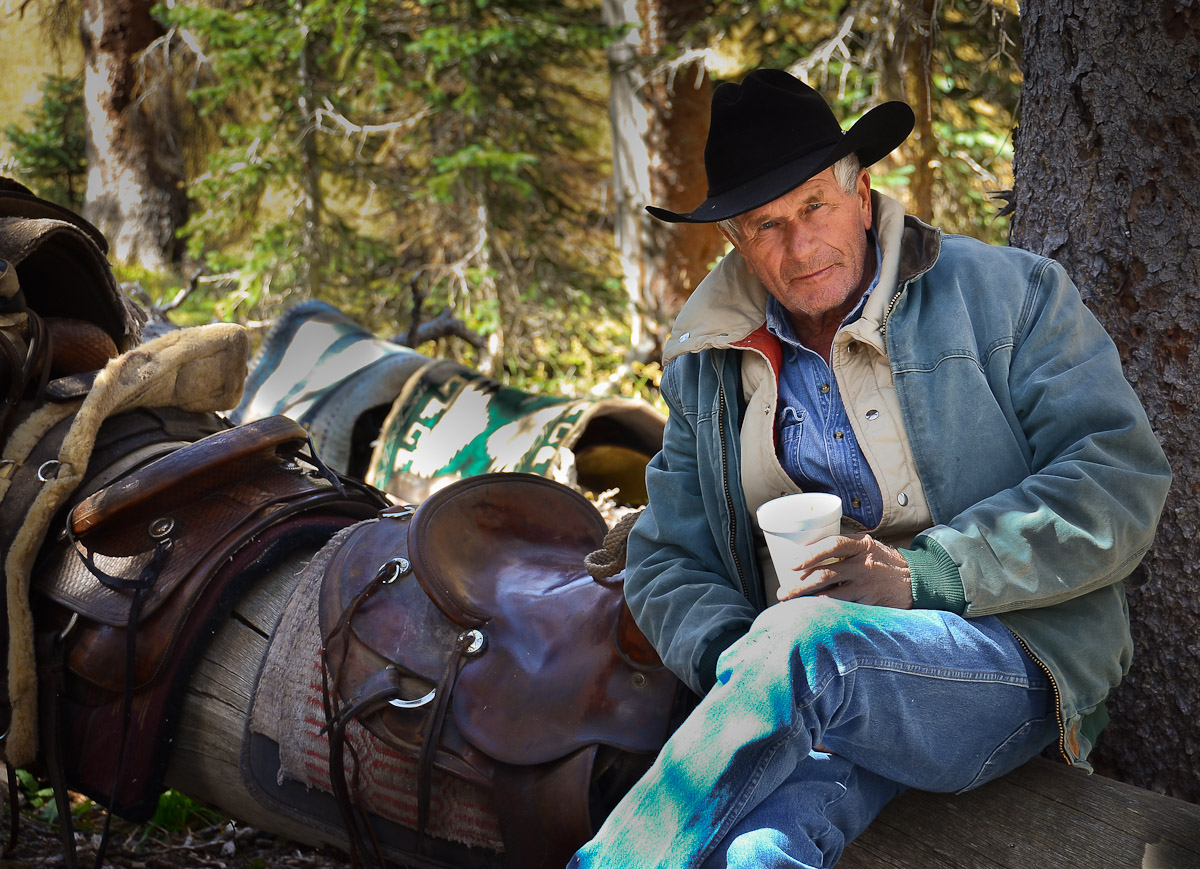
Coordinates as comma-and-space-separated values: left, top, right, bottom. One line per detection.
606, 0, 722, 364
1012, 0, 1200, 802
293, 0, 324, 298
879, 0, 937, 221
80, 0, 185, 271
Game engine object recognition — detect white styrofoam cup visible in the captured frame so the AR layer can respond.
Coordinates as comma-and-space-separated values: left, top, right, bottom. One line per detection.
756, 492, 843, 576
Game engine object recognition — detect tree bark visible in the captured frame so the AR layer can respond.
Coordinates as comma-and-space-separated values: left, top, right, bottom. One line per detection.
1011, 0, 1200, 802
877, 0, 938, 222
80, 0, 186, 271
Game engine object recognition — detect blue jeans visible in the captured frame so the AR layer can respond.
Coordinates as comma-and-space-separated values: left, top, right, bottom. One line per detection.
570, 597, 1058, 869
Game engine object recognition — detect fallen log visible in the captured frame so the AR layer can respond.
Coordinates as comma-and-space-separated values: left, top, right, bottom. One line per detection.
841, 757, 1200, 868
166, 550, 1200, 869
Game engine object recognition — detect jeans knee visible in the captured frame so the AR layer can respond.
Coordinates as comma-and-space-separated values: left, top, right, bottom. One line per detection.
719, 597, 863, 691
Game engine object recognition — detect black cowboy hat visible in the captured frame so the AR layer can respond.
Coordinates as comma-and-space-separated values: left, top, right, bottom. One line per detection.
647, 68, 915, 224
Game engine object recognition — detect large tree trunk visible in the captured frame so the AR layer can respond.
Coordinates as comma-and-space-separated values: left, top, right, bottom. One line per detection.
80, 0, 186, 272
1011, 0, 1200, 802
606, 0, 722, 364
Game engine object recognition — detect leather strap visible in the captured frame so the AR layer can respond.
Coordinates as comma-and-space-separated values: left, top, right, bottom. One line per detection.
36, 626, 79, 869
322, 559, 426, 869
491, 749, 596, 869
3, 765, 17, 858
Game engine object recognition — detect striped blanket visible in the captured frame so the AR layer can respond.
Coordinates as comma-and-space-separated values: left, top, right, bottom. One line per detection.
229, 300, 429, 478
234, 301, 665, 505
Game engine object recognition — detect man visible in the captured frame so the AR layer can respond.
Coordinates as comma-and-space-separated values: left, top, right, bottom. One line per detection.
569, 69, 1171, 868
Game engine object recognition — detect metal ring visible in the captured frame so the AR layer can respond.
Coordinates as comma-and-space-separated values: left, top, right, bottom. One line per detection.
383, 505, 416, 521
0, 459, 15, 480
37, 460, 64, 482
378, 556, 411, 584
460, 629, 487, 656
58, 612, 79, 643
388, 687, 436, 709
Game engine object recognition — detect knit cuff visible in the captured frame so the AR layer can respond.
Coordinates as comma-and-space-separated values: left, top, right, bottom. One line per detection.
901, 535, 967, 614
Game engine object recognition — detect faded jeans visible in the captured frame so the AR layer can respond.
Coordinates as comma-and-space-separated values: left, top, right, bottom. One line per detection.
569, 597, 1059, 869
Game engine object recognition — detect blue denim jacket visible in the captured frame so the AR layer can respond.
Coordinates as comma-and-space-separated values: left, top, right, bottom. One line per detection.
626, 201, 1172, 768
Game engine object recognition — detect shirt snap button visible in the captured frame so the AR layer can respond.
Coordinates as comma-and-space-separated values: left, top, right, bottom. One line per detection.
897, 492, 910, 506
865, 409, 880, 421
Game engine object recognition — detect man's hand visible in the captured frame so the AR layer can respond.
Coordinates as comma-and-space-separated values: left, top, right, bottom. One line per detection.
777, 533, 913, 609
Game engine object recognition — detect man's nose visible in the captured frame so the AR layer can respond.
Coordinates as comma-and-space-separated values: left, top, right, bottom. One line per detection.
784, 221, 817, 258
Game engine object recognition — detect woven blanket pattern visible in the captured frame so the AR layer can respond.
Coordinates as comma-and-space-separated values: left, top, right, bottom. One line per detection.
231, 300, 428, 474
367, 359, 637, 503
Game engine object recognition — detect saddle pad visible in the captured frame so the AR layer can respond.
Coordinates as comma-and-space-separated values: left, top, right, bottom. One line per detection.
231, 300, 429, 475
366, 359, 666, 504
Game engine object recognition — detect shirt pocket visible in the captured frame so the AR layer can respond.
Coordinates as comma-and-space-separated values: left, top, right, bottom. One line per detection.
777, 405, 807, 470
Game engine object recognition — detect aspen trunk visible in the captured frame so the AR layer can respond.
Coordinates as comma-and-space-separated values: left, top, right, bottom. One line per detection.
79, 0, 186, 271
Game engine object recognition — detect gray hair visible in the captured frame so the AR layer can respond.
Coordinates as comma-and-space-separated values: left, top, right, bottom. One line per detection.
718, 152, 863, 241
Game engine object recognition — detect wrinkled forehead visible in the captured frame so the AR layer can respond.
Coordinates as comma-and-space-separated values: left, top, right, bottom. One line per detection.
733, 167, 846, 226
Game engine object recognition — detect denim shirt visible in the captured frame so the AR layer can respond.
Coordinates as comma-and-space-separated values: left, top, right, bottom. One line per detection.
765, 238, 883, 527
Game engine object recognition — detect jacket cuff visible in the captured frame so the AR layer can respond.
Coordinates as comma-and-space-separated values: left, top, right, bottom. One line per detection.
901, 535, 967, 614
698, 627, 748, 693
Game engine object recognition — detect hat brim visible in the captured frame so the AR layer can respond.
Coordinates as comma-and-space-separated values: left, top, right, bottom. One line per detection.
648, 100, 915, 225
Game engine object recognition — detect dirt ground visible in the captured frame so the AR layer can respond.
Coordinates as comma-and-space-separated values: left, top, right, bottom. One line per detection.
2, 793, 354, 869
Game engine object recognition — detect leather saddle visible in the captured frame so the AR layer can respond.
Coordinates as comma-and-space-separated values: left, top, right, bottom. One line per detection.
33, 414, 387, 820
319, 473, 680, 868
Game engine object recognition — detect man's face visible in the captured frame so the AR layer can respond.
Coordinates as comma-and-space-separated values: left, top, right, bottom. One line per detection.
724, 167, 874, 330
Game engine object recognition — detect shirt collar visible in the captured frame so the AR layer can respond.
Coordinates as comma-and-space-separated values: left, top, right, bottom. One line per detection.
766, 230, 881, 350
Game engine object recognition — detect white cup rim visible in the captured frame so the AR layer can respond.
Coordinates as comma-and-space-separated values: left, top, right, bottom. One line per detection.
756, 492, 843, 533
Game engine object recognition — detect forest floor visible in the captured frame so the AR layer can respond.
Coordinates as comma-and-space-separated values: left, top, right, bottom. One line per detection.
2, 791, 353, 869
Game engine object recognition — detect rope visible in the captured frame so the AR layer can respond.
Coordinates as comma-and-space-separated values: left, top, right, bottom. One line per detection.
584, 509, 644, 580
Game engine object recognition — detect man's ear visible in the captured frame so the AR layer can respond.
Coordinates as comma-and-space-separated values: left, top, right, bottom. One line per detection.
857, 168, 873, 230
719, 225, 755, 275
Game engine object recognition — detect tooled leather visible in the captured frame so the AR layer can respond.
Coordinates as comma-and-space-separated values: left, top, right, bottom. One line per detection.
40, 449, 315, 624
54, 463, 373, 693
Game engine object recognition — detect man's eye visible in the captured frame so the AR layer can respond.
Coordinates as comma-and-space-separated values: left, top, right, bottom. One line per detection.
807, 202, 824, 212
758, 220, 778, 231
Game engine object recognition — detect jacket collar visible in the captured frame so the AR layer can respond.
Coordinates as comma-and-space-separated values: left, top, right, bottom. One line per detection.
663, 191, 941, 365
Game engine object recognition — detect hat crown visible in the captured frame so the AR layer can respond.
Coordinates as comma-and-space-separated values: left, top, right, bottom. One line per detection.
704, 70, 844, 198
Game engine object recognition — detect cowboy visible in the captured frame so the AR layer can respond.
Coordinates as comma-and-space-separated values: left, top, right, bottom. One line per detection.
569, 69, 1171, 868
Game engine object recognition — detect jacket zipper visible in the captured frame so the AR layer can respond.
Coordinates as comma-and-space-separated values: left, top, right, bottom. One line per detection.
879, 287, 904, 343
716, 372, 751, 601
1007, 628, 1071, 765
